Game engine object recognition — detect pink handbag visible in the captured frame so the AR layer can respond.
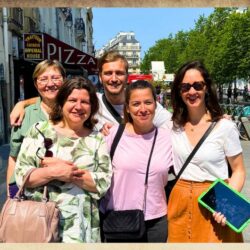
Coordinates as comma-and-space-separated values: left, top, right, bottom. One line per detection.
0, 169, 61, 242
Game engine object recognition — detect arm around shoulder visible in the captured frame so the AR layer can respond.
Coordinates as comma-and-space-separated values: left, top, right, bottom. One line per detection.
10, 97, 38, 126
153, 102, 172, 128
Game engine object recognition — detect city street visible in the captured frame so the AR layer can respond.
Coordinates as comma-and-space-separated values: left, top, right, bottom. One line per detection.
0, 140, 250, 242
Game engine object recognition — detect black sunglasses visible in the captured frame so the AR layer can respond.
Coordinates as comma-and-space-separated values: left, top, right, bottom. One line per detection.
180, 81, 205, 93
35, 123, 53, 159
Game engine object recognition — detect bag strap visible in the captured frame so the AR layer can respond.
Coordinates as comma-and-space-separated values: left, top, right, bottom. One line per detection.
15, 168, 48, 201
144, 128, 158, 185
110, 124, 125, 160
102, 94, 123, 124
174, 122, 217, 182
109, 125, 158, 212
143, 128, 158, 211
110, 125, 158, 184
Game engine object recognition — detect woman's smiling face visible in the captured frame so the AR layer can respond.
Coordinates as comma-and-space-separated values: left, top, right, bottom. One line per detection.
35, 66, 63, 102
126, 88, 156, 129
62, 88, 91, 127
180, 69, 207, 111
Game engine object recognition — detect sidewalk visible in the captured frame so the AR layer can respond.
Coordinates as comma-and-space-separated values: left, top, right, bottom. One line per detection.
241, 140, 250, 242
0, 141, 250, 241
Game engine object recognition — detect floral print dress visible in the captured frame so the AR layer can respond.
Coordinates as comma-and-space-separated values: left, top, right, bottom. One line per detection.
15, 121, 112, 243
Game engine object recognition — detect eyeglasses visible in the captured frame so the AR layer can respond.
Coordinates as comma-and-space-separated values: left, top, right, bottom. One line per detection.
180, 81, 205, 93
35, 123, 53, 160
37, 75, 63, 85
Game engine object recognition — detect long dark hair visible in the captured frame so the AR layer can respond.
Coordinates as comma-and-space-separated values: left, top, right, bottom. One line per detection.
50, 76, 99, 129
171, 60, 223, 129
124, 80, 156, 123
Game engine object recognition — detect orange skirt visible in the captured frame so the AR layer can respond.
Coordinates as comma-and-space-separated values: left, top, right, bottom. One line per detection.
167, 179, 243, 242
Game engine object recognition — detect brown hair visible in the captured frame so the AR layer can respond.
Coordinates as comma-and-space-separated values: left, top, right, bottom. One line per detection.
97, 50, 129, 74
171, 60, 223, 129
50, 76, 99, 130
124, 80, 157, 123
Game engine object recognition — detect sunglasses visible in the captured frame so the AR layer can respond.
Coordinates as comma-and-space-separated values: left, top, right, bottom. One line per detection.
180, 81, 205, 93
35, 123, 53, 159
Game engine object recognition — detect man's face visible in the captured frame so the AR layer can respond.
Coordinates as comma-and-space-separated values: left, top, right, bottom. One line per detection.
99, 59, 128, 97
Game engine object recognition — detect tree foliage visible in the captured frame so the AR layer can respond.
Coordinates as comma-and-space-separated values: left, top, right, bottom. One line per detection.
140, 8, 250, 85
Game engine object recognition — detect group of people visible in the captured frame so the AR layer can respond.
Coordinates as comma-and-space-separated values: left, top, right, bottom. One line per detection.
6, 50, 246, 243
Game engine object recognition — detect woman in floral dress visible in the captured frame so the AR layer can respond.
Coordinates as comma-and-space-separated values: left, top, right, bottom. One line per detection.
15, 77, 112, 242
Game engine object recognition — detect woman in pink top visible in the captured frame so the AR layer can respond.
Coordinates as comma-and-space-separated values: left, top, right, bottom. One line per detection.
101, 80, 173, 242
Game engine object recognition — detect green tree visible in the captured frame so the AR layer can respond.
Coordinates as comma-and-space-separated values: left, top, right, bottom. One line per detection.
206, 8, 250, 84
140, 36, 176, 73
140, 7, 250, 85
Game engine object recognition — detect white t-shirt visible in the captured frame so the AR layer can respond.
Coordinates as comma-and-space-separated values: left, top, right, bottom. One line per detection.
171, 119, 242, 182
95, 92, 172, 131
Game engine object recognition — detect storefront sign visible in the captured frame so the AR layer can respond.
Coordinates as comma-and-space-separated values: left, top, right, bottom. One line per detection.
44, 33, 98, 74
23, 34, 44, 60
23, 33, 98, 75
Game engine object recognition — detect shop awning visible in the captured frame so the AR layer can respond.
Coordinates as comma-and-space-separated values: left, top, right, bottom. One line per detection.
23, 33, 98, 75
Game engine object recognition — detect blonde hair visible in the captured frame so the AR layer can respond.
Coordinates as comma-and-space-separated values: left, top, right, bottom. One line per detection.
32, 59, 66, 83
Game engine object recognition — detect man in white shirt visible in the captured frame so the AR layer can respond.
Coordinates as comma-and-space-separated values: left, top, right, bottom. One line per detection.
94, 51, 172, 131
10, 51, 172, 130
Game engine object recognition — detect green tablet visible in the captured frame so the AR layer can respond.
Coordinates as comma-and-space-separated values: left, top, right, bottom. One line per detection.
198, 179, 250, 233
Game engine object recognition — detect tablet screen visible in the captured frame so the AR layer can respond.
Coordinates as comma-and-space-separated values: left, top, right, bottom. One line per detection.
199, 180, 250, 232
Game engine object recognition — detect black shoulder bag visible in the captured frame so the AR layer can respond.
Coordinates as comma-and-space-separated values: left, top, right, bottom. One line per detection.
165, 122, 216, 202
103, 125, 158, 241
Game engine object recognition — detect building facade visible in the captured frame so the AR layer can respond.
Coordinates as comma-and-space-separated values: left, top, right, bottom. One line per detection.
96, 32, 141, 74
0, 7, 96, 144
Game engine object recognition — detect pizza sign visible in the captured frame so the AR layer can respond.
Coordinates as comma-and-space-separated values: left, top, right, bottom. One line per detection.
23, 33, 98, 74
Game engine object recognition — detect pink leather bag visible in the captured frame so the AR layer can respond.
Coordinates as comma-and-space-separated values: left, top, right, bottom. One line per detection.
0, 169, 61, 242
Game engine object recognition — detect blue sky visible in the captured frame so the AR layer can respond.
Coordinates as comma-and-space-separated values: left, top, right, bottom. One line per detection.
92, 8, 214, 58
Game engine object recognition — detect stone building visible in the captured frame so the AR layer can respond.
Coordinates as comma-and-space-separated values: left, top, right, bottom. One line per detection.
0, 7, 96, 144
96, 31, 141, 74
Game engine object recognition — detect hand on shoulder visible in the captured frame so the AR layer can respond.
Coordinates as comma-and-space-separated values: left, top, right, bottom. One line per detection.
100, 122, 114, 136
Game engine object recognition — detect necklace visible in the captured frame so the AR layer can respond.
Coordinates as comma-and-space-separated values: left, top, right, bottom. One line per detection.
187, 113, 211, 132
188, 123, 199, 132
187, 119, 211, 132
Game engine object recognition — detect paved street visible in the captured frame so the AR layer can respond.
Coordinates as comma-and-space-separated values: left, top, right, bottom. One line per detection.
0, 140, 250, 241
241, 140, 250, 242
